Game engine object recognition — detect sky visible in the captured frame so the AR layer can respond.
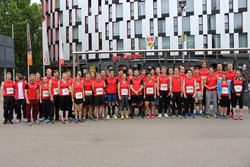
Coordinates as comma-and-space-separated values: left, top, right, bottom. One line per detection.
30, 0, 41, 4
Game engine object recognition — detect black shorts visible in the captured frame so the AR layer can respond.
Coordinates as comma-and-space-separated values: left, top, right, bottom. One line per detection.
94, 95, 106, 106
59, 96, 69, 111
84, 96, 93, 105
128, 99, 132, 105
145, 95, 155, 102
220, 96, 229, 107
131, 95, 143, 104
231, 93, 244, 109
74, 98, 83, 105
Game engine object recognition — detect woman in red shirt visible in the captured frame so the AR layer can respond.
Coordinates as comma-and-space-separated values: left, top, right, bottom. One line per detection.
40, 77, 51, 123
144, 73, 156, 118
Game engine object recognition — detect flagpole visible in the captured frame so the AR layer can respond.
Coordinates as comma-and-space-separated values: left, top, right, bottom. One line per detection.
12, 24, 15, 81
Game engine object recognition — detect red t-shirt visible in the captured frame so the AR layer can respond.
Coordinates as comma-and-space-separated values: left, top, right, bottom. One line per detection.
119, 80, 129, 96
51, 78, 59, 96
172, 76, 182, 93
46, 76, 53, 84
215, 71, 224, 81
179, 73, 187, 80
206, 74, 217, 91
116, 75, 123, 83
35, 80, 42, 86
140, 75, 148, 83
221, 81, 229, 96
59, 80, 69, 96
41, 84, 50, 99
184, 77, 195, 95
73, 81, 83, 98
4, 80, 15, 96
233, 78, 243, 93
26, 82, 39, 100
226, 70, 236, 82
199, 68, 209, 79
105, 77, 118, 94
145, 80, 155, 95
193, 75, 202, 92
83, 79, 93, 96
158, 75, 169, 91
127, 76, 133, 83
130, 77, 143, 95
93, 80, 105, 96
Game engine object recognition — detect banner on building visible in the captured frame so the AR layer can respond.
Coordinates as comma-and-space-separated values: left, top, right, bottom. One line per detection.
146, 36, 155, 49
27, 22, 32, 66
42, 20, 50, 65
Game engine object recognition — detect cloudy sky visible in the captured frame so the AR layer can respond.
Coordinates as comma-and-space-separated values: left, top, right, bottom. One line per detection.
30, 0, 41, 4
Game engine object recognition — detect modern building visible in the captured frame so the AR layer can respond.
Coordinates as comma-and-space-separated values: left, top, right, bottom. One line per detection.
41, 0, 250, 71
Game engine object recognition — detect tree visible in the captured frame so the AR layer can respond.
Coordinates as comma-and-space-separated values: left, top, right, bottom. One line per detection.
0, 0, 43, 76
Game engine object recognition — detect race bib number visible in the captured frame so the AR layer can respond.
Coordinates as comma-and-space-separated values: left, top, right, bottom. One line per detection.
160, 84, 168, 91
234, 85, 242, 93
76, 92, 83, 99
196, 83, 200, 90
202, 76, 206, 79
62, 88, 69, 96
96, 88, 103, 95
222, 87, 228, 94
121, 89, 128, 96
6, 88, 14, 94
85, 91, 92, 96
146, 88, 154, 94
43, 91, 49, 97
186, 86, 194, 93
54, 88, 59, 95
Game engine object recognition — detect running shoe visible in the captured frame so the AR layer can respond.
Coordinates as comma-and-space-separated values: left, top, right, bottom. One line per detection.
126, 116, 129, 119
158, 113, 162, 118
221, 114, 224, 119
89, 116, 94, 120
112, 115, 118, 119
62, 120, 65, 124
94, 116, 99, 121
140, 114, 145, 119
239, 115, 243, 120
206, 115, 210, 118
106, 115, 110, 120
79, 119, 83, 123
67, 118, 71, 123
184, 114, 188, 118
131, 114, 134, 119
28, 122, 32, 126
164, 113, 169, 118
9, 120, 13, 124
83, 117, 86, 121
224, 115, 228, 119
201, 113, 205, 117
153, 113, 157, 117
75, 119, 78, 123
24, 118, 28, 123
214, 115, 218, 118
35, 120, 40, 125
178, 115, 183, 119
151, 114, 154, 118
232, 113, 234, 118
146, 114, 151, 119
121, 116, 124, 120
233, 115, 237, 120
191, 114, 195, 119
15, 119, 21, 124
39, 118, 43, 122
45, 119, 50, 123
171, 115, 176, 119
3, 120, 7, 124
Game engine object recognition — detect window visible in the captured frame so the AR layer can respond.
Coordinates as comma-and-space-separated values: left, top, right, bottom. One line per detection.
117, 39, 123, 50
203, 35, 207, 48
183, 17, 190, 32
174, 17, 178, 34
56, 28, 59, 41
153, 1, 157, 16
208, 15, 216, 31
73, 0, 78, 6
161, 0, 169, 15
66, 0, 69, 8
69, 10, 72, 24
73, 26, 78, 39
59, 11, 63, 24
113, 22, 119, 37
66, 27, 69, 41
212, 34, 220, 48
127, 21, 131, 36
139, 38, 146, 50
202, 0, 207, 12
239, 33, 247, 48
56, 0, 60, 8
85, 17, 88, 32
88, 34, 92, 50
135, 20, 142, 36
230, 34, 234, 48
98, 0, 102, 13
99, 33, 102, 50
225, 14, 229, 32
154, 37, 158, 49
211, 0, 220, 12
131, 39, 135, 50
76, 9, 81, 22
138, 2, 145, 17
106, 23, 109, 38
109, 40, 113, 51
150, 19, 154, 35
77, 43, 82, 52
199, 15, 203, 32
186, 0, 194, 13
187, 35, 195, 49
238, 0, 247, 8
234, 13, 242, 29
162, 37, 170, 49
117, 4, 123, 19
178, 36, 182, 49
88, 0, 91, 15
131, 3, 134, 18
95, 16, 98, 30
109, 5, 112, 20
229, 0, 233, 11
158, 19, 166, 34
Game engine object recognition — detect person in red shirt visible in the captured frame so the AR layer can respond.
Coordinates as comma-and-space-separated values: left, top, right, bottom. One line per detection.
127, 69, 134, 115
49, 70, 60, 121
140, 68, 147, 116
118, 73, 131, 119
1, 72, 15, 124
25, 74, 40, 126
193, 67, 204, 116
105, 70, 118, 119
92, 73, 106, 120
204, 66, 218, 118
130, 69, 144, 118
144, 73, 157, 118
170, 67, 183, 118
157, 66, 170, 118
46, 68, 53, 84
14, 73, 27, 123
167, 68, 174, 115
71, 74, 84, 123
40, 77, 51, 123
183, 69, 197, 118
100, 70, 106, 82
215, 64, 224, 81
116, 69, 124, 116
179, 66, 187, 79
83, 72, 94, 120
90, 71, 96, 81
35, 72, 43, 122
66, 70, 74, 119
199, 60, 209, 111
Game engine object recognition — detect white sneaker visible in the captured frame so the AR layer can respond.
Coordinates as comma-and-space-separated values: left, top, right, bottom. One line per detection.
39, 118, 43, 122
15, 119, 20, 124
164, 113, 169, 118
24, 118, 28, 123
158, 113, 162, 118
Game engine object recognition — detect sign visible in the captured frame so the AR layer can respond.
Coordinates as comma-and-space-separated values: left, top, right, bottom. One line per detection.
42, 20, 50, 65
27, 23, 32, 66
111, 54, 142, 61
146, 36, 155, 49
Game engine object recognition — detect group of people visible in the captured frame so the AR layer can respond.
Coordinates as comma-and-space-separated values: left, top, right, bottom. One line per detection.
1, 61, 247, 126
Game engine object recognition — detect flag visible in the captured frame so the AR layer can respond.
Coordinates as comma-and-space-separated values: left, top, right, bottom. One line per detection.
59, 27, 64, 65
42, 20, 50, 65
27, 22, 32, 66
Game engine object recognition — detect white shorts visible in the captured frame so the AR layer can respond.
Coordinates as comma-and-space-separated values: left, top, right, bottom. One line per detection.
195, 91, 203, 101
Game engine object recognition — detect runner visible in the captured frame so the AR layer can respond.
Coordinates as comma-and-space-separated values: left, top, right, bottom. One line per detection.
130, 69, 144, 118
90, 71, 96, 81
49, 70, 60, 121
100, 70, 106, 82
83, 72, 94, 120
118, 73, 131, 120
71, 74, 84, 123
193, 67, 204, 116
153, 67, 161, 116
35, 72, 43, 122
167, 68, 173, 115
40, 77, 51, 123
116, 69, 124, 117
231, 70, 246, 120
105, 70, 118, 119
215, 64, 224, 81
157, 66, 170, 118
217, 73, 231, 119
170, 67, 183, 119
66, 70, 74, 119
25, 74, 40, 126
140, 68, 147, 116
199, 60, 209, 110
1, 72, 15, 124
14, 73, 27, 123
92, 73, 106, 120
183, 69, 196, 118
46, 68, 53, 84
144, 73, 156, 118
127, 69, 134, 116
179, 66, 187, 79
58, 72, 70, 124
204, 66, 218, 118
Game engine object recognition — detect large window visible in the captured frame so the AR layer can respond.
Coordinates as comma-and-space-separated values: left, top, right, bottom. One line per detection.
178, 36, 182, 49
183, 17, 190, 32
211, 0, 220, 12
238, 0, 247, 8
73, 0, 78, 6
174, 17, 178, 34
109, 5, 112, 20
98, 0, 102, 13
99, 32, 102, 50
109, 40, 113, 50
187, 35, 195, 49
162, 37, 170, 49
66, 27, 69, 41
158, 19, 166, 34
138, 2, 145, 17
230, 34, 234, 48
139, 38, 146, 50
135, 20, 142, 36
161, 0, 169, 15
117, 4, 123, 19
59, 11, 63, 24
69, 10, 72, 24
234, 13, 242, 29
202, 0, 207, 13
150, 19, 154, 35
203, 35, 207, 48
105, 23, 109, 38
199, 15, 203, 32
127, 21, 131, 36
85, 16, 88, 32
56, 0, 60, 8
239, 33, 247, 48
113, 22, 119, 37
76, 9, 81, 22
186, 0, 194, 13
154, 37, 158, 49
88, 0, 91, 15
88, 34, 92, 50
117, 39, 123, 50
153, 0, 157, 16
225, 14, 229, 32
131, 3, 134, 18
131, 39, 135, 50
95, 16, 98, 30
229, 0, 233, 11
212, 34, 220, 48
73, 26, 78, 39
208, 15, 216, 31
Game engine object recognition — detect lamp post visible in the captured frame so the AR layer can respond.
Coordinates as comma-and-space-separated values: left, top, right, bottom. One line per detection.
179, 0, 186, 63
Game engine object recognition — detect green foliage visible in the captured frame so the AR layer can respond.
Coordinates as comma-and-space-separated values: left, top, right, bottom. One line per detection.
0, 0, 42, 76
